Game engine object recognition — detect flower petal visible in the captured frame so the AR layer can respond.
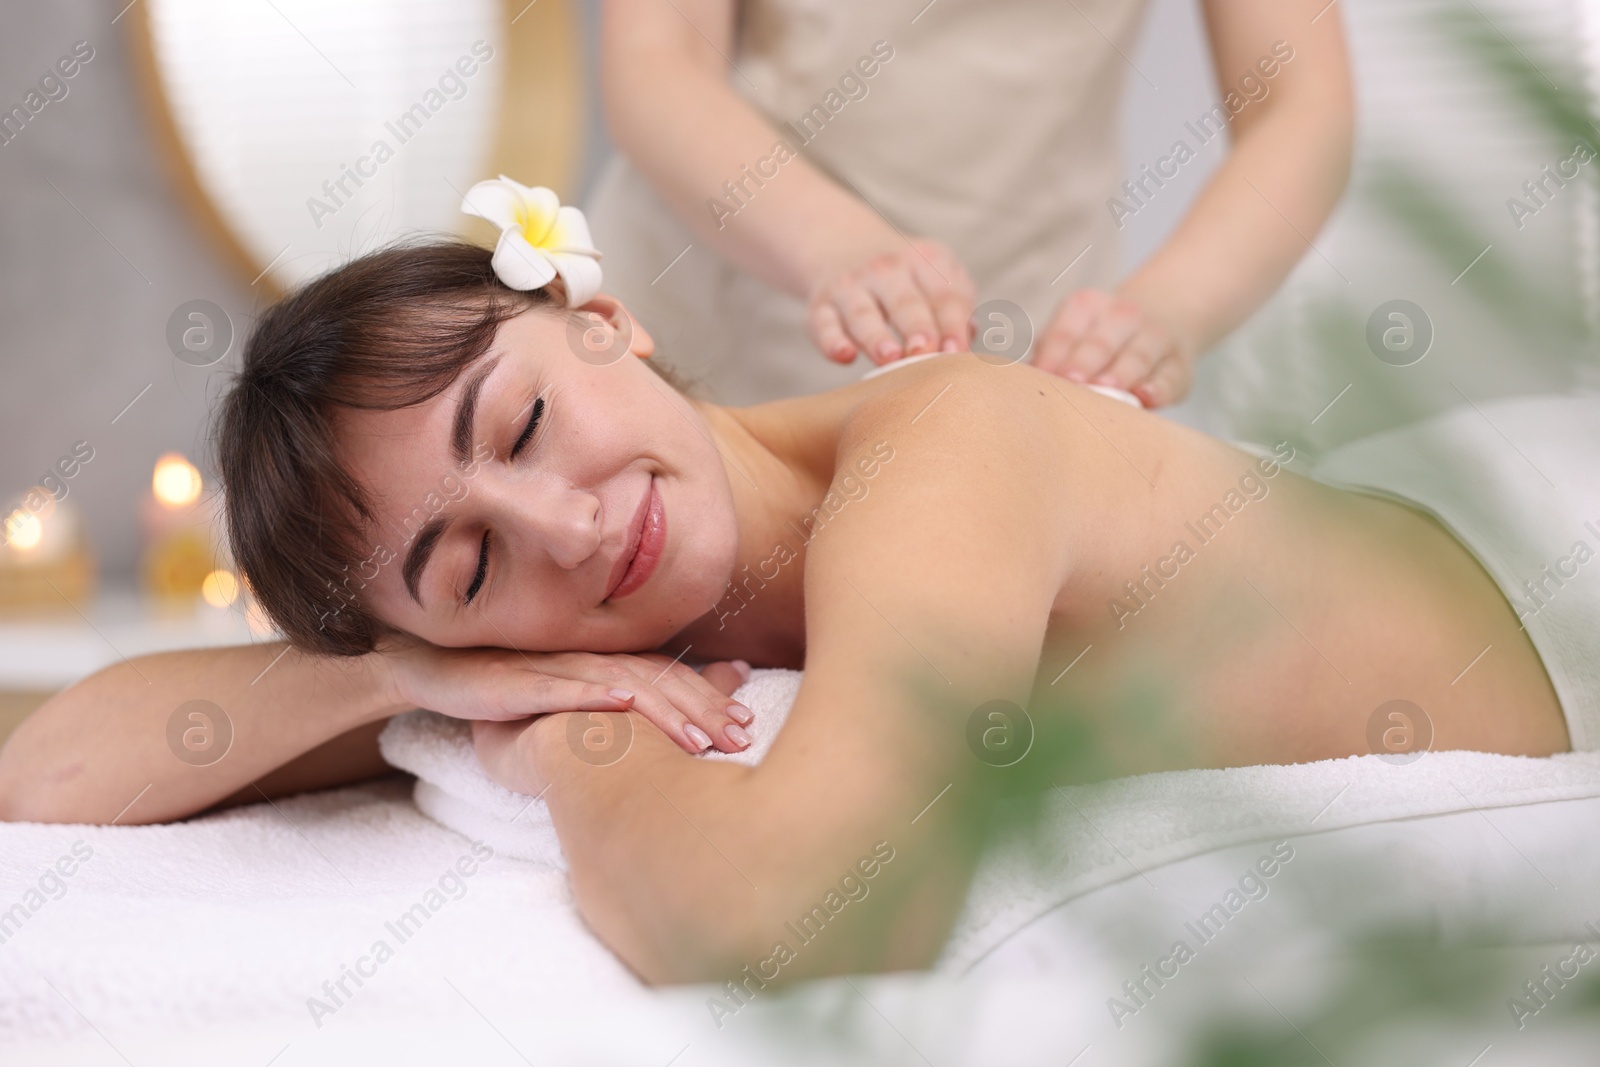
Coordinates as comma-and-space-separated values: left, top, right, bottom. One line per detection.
544, 205, 600, 257
550, 251, 603, 307
512, 185, 562, 248
459, 179, 523, 231
491, 230, 559, 291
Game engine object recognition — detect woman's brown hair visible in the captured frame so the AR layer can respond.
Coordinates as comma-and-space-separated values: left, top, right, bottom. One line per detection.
216, 240, 688, 657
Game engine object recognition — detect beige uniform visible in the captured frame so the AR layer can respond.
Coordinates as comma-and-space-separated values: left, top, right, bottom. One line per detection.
586, 0, 1149, 404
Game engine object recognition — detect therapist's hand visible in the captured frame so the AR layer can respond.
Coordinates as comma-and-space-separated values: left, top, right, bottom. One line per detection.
1032, 288, 1197, 408
806, 238, 976, 366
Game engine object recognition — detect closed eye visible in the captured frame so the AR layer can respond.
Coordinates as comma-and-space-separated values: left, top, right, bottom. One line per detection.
464, 531, 490, 604
510, 396, 545, 459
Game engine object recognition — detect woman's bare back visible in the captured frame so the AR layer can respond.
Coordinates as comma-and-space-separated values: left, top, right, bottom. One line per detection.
738, 353, 1569, 778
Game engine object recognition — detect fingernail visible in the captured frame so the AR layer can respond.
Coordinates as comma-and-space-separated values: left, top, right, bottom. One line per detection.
684, 723, 714, 751
730, 659, 752, 682
725, 724, 752, 748
876, 340, 902, 361
726, 702, 753, 724
906, 333, 931, 354
940, 337, 959, 353
608, 688, 636, 703
1064, 369, 1085, 382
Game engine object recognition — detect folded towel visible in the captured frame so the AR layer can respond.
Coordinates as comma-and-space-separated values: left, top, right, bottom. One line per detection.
378, 669, 801, 869
380, 668, 1600, 971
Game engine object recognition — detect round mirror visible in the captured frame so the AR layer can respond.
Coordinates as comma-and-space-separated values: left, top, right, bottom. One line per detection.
129, 0, 584, 294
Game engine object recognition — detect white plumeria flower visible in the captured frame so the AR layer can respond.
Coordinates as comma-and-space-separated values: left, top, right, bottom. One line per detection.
460, 175, 602, 306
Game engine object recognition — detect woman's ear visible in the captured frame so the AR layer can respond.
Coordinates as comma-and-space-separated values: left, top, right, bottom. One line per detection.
574, 294, 655, 360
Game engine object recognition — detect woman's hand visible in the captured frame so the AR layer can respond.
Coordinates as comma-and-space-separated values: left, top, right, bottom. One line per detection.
381, 639, 754, 754
470, 657, 745, 795
806, 237, 976, 366
1031, 288, 1197, 408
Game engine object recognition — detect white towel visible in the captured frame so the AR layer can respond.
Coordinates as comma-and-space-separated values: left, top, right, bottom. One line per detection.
380, 667, 1600, 971
378, 669, 801, 869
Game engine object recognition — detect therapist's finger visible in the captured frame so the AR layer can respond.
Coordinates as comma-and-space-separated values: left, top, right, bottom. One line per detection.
1035, 289, 1111, 374
869, 264, 940, 357
836, 281, 903, 365
1129, 353, 1194, 409
807, 299, 858, 363
1060, 304, 1140, 383
908, 248, 975, 353
1093, 326, 1169, 392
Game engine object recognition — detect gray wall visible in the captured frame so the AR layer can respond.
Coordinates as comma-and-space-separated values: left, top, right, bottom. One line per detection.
0, 0, 1212, 579
0, 0, 253, 578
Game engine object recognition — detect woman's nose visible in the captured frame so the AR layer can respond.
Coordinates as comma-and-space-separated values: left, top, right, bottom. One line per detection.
491, 477, 601, 570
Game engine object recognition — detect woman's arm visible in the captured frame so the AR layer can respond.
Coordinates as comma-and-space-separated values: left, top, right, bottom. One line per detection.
0, 643, 403, 825
601, 0, 974, 362
1034, 0, 1354, 405
0, 639, 754, 826
483, 362, 1071, 982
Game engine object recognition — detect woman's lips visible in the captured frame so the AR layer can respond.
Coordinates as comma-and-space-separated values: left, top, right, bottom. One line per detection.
607, 478, 665, 601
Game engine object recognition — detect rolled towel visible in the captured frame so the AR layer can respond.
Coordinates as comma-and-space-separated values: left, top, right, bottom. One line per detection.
378, 668, 800, 869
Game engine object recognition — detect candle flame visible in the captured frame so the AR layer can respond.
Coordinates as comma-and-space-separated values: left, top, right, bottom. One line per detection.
4, 511, 42, 551
153, 454, 203, 508
201, 569, 240, 607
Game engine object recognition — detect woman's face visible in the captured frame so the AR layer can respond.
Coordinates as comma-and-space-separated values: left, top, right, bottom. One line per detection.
337, 301, 738, 652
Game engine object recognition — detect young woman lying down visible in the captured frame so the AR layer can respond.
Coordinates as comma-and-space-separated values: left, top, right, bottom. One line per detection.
0, 243, 1577, 985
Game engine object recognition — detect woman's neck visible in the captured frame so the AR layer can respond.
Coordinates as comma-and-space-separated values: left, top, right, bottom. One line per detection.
659, 395, 847, 669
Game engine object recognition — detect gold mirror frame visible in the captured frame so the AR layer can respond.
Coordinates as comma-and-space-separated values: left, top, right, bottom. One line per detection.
126, 0, 585, 299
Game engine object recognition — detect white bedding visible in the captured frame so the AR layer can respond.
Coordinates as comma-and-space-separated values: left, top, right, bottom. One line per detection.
4, 777, 1599, 1065
6, 670, 1600, 1063
378, 667, 1600, 975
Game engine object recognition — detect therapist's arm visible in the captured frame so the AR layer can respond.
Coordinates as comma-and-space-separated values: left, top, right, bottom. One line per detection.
601, 0, 975, 364
1034, 0, 1354, 406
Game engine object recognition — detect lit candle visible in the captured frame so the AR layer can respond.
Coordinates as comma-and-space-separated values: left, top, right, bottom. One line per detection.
140, 453, 220, 605
0, 490, 95, 613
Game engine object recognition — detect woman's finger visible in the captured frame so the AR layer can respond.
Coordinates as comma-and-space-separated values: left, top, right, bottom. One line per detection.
696, 659, 751, 697
518, 652, 708, 754
474, 665, 635, 722
629, 655, 753, 753
806, 298, 858, 364
594, 677, 711, 753
868, 264, 940, 357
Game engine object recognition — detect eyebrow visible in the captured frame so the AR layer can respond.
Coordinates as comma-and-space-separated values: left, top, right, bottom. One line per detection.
451, 357, 500, 465
402, 517, 449, 605
404, 357, 502, 606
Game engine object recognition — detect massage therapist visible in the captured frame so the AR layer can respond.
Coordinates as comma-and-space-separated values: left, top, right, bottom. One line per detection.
583, 0, 1352, 406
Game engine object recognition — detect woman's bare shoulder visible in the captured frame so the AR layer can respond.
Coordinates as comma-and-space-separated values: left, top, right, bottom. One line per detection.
794, 357, 1076, 674
835, 353, 1056, 449
829, 353, 1150, 498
